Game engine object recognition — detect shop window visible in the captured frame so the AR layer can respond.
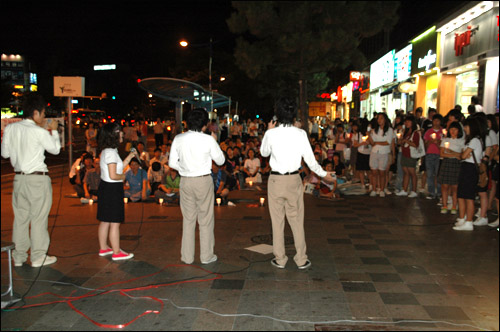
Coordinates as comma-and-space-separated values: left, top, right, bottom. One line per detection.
455, 70, 479, 107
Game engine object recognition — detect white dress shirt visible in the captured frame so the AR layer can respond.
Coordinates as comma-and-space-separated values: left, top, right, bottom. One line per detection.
168, 130, 225, 177
1, 119, 61, 173
370, 127, 394, 154
260, 124, 327, 177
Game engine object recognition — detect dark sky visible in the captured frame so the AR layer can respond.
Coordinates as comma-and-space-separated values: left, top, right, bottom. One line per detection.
2, 1, 468, 76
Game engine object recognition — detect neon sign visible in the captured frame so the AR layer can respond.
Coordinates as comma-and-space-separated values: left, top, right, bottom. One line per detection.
454, 25, 479, 56
417, 50, 437, 70
350, 71, 362, 81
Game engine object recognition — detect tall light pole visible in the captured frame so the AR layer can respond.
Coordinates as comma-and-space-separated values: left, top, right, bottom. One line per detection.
179, 38, 214, 112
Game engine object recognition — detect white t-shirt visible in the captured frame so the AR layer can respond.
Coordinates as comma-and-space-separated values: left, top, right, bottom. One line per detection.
486, 129, 498, 147
440, 137, 465, 155
356, 132, 372, 155
370, 127, 394, 154
463, 137, 483, 164
100, 148, 124, 183
244, 158, 261, 174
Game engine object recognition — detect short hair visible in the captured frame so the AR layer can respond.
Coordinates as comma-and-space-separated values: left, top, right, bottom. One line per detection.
186, 108, 209, 132
432, 114, 443, 124
471, 96, 480, 104
137, 141, 145, 147
415, 107, 423, 114
274, 96, 296, 126
151, 162, 161, 172
448, 121, 463, 139
129, 157, 140, 165
467, 104, 476, 114
22, 92, 46, 119
83, 154, 94, 161
98, 122, 121, 149
154, 148, 161, 153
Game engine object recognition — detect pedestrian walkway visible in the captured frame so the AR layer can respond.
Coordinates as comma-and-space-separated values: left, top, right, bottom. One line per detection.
1, 171, 498, 331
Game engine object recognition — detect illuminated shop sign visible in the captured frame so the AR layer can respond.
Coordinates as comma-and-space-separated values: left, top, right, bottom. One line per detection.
350, 71, 362, 81
93, 64, 116, 71
411, 27, 437, 76
30, 73, 37, 84
455, 25, 479, 56
395, 44, 412, 81
370, 50, 395, 89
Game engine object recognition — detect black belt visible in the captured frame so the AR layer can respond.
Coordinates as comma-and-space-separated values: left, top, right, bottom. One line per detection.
15, 171, 48, 176
271, 171, 299, 175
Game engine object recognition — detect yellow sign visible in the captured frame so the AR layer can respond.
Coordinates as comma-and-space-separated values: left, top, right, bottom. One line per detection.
309, 102, 330, 117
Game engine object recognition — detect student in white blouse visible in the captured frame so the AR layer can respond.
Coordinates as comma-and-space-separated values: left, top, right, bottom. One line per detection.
1, 93, 61, 268
368, 113, 395, 197
260, 97, 336, 270
169, 109, 225, 265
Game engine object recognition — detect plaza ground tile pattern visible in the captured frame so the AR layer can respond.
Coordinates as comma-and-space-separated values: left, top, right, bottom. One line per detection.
1, 170, 498, 331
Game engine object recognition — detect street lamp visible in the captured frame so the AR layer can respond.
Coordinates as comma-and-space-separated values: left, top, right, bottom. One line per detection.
179, 38, 214, 112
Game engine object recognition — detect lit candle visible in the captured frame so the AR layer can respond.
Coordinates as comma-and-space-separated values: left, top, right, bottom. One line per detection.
431, 133, 436, 139
216, 198, 222, 206
260, 197, 265, 206
89, 199, 93, 205
442, 129, 447, 136
249, 180, 253, 186
444, 142, 450, 149
124, 197, 128, 204
159, 198, 164, 205
362, 136, 368, 141
396, 132, 402, 139
76, 165, 81, 171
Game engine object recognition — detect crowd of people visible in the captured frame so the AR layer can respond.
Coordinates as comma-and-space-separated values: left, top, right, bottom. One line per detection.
71, 99, 499, 235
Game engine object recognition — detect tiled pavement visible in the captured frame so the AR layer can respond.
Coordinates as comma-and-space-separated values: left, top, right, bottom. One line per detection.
1, 169, 499, 331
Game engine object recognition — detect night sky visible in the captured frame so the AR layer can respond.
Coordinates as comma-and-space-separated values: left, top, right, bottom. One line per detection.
2, 1, 467, 80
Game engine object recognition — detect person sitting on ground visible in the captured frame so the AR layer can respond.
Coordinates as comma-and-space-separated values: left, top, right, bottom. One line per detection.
70, 152, 94, 198
316, 161, 340, 199
211, 161, 230, 205
81, 157, 101, 203
136, 141, 150, 171
148, 161, 168, 195
155, 168, 180, 204
332, 152, 346, 177
242, 148, 262, 184
124, 158, 150, 202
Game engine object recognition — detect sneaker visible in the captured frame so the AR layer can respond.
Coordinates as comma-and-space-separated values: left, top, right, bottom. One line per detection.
450, 209, 457, 215
379, 191, 385, 198
14, 261, 24, 267
369, 191, 377, 197
455, 218, 465, 227
80, 197, 89, 204
298, 260, 312, 270
473, 217, 488, 226
475, 208, 481, 218
396, 190, 408, 197
111, 250, 134, 261
384, 188, 392, 195
488, 219, 499, 227
201, 255, 218, 264
426, 195, 435, 200
440, 208, 448, 214
31, 255, 57, 267
99, 248, 114, 256
271, 259, 285, 269
453, 221, 473, 231
408, 191, 418, 198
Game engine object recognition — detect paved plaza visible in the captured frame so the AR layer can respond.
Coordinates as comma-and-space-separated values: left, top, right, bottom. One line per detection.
1, 166, 499, 331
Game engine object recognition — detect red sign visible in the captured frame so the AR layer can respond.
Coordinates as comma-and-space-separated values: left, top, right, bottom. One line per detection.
454, 25, 478, 56
337, 86, 342, 103
350, 71, 362, 81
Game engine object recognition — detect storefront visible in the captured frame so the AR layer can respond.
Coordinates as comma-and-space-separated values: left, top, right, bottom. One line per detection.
369, 49, 396, 119
410, 26, 440, 116
437, 1, 499, 114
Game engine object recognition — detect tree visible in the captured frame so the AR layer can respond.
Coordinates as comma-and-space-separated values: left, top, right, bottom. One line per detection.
227, 1, 399, 129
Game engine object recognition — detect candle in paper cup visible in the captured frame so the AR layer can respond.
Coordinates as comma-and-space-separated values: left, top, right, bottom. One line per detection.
362, 135, 368, 141
444, 142, 450, 149
396, 132, 402, 139
249, 180, 253, 186
89, 199, 93, 205
216, 198, 222, 206
76, 165, 81, 171
431, 133, 436, 139
159, 198, 164, 205
260, 197, 265, 206
442, 129, 447, 136
124, 197, 128, 204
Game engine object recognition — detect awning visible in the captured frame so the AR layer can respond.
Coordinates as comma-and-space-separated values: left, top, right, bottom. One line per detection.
380, 83, 399, 96
137, 77, 231, 110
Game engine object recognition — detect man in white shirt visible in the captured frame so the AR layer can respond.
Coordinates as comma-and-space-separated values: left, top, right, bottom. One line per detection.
169, 108, 225, 265
260, 97, 335, 270
1, 93, 61, 268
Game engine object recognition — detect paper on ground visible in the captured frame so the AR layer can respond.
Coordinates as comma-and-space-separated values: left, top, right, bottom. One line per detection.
245, 244, 273, 255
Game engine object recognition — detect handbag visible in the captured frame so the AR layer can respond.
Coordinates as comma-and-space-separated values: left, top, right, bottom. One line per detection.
409, 131, 425, 159
471, 151, 489, 188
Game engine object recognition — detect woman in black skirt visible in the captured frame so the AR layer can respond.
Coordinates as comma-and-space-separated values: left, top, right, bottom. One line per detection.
454, 118, 485, 231
97, 122, 137, 260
